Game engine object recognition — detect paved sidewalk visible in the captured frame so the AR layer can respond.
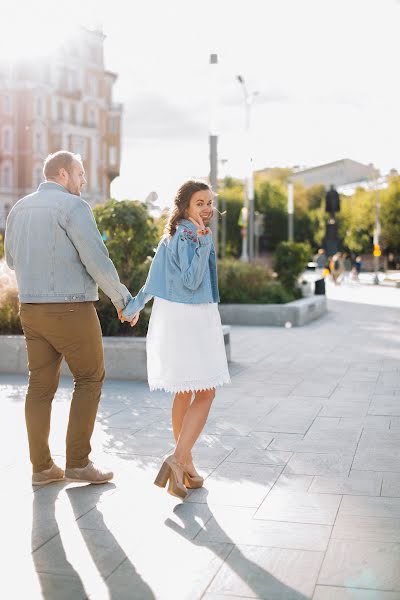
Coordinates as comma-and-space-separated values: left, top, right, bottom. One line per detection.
1, 286, 400, 599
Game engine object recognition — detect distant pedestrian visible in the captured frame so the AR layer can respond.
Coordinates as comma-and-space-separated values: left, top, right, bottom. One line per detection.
315, 248, 327, 270
353, 255, 363, 281
343, 253, 352, 283
331, 252, 344, 285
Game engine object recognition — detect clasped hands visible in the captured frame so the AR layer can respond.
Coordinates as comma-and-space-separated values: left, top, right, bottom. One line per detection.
117, 308, 139, 327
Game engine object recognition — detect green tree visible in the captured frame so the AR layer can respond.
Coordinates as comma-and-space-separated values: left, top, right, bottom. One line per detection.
217, 178, 244, 258
92, 199, 158, 336
338, 189, 375, 254
381, 176, 400, 252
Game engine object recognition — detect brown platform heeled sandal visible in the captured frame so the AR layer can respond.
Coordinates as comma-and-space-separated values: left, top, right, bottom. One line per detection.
154, 455, 187, 499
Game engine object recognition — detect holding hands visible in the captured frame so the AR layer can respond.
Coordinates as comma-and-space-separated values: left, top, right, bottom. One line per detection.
117, 308, 139, 327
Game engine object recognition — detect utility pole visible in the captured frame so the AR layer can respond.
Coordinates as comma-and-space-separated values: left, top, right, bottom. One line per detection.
288, 181, 294, 241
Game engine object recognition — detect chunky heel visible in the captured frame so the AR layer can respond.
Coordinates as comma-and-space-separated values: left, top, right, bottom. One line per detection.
154, 461, 171, 488
154, 455, 188, 499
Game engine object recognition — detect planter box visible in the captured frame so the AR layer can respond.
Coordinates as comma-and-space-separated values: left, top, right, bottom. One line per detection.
219, 295, 327, 327
0, 326, 231, 381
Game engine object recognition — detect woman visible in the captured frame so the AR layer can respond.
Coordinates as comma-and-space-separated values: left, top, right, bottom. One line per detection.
121, 180, 230, 500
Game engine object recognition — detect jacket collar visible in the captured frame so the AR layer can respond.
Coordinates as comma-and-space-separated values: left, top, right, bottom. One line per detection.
38, 181, 69, 193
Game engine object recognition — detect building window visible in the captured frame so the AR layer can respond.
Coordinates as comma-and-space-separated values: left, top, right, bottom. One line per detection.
71, 104, 77, 124
2, 164, 12, 188
35, 96, 43, 118
88, 108, 96, 127
109, 117, 118, 133
74, 137, 86, 157
35, 132, 42, 154
2, 128, 12, 152
109, 146, 117, 165
34, 166, 43, 188
3, 95, 11, 114
68, 70, 78, 92
57, 100, 63, 121
89, 75, 97, 97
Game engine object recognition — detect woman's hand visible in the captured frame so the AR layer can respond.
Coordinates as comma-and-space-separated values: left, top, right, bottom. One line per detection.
117, 309, 140, 327
188, 216, 211, 237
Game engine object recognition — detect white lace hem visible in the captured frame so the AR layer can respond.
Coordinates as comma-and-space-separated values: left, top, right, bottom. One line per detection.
149, 373, 231, 394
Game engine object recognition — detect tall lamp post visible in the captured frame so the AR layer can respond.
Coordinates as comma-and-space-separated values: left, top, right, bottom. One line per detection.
209, 53, 219, 253
287, 181, 294, 241
237, 75, 258, 262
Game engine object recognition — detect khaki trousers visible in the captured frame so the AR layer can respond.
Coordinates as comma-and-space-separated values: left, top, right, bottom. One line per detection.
19, 302, 105, 472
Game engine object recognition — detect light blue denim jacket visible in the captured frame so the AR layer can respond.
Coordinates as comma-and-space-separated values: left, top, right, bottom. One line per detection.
4, 182, 132, 310
122, 219, 219, 319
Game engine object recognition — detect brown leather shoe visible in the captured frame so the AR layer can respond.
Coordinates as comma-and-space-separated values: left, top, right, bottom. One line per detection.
65, 461, 113, 484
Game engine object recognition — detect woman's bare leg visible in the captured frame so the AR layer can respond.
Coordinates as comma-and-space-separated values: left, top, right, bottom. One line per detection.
174, 388, 215, 465
172, 391, 192, 448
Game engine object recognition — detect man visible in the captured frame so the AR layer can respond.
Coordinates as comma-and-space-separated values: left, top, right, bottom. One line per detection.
5, 151, 137, 485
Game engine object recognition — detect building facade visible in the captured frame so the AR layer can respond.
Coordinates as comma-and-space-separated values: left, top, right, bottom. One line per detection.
290, 158, 376, 189
0, 27, 122, 230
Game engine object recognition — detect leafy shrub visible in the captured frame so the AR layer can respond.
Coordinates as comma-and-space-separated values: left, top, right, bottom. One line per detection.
218, 260, 297, 304
0, 266, 22, 334
274, 241, 311, 291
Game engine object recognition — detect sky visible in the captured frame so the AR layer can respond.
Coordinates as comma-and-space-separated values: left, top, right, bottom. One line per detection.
1, 0, 400, 207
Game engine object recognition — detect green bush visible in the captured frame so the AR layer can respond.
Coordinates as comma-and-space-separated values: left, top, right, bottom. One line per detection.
274, 241, 311, 291
0, 281, 22, 334
218, 260, 296, 304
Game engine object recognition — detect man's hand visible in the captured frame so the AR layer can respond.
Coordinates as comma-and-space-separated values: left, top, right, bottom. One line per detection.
117, 309, 140, 327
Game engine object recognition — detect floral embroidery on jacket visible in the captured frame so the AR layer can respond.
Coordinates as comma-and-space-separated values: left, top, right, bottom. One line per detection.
180, 227, 198, 244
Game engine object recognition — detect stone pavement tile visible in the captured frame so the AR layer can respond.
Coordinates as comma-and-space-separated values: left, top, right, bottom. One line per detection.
200, 432, 274, 450
317, 539, 400, 591
309, 472, 382, 496
332, 512, 400, 543
3, 568, 87, 600
226, 448, 292, 466
341, 371, 380, 384
313, 586, 400, 599
254, 490, 341, 525
253, 401, 322, 434
328, 390, 373, 404
290, 381, 337, 398
339, 416, 391, 430
202, 414, 264, 436
284, 452, 353, 477
32, 527, 127, 579
185, 462, 282, 508
270, 473, 314, 494
378, 373, 400, 386
246, 383, 297, 398
292, 431, 360, 454
382, 473, 400, 497
203, 594, 255, 600
337, 382, 377, 394
391, 417, 400, 428
369, 396, 400, 416
319, 402, 370, 418
339, 495, 400, 518
195, 505, 331, 551
102, 432, 175, 457
267, 433, 305, 452
208, 544, 324, 600
352, 430, 400, 472
100, 407, 168, 429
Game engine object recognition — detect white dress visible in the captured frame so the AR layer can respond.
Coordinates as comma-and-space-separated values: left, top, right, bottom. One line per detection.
146, 297, 231, 393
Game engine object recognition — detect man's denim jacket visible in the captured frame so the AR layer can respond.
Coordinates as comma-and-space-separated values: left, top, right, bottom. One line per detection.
122, 219, 219, 320
4, 182, 132, 310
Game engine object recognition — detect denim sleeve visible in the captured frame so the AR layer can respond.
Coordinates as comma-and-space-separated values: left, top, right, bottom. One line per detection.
121, 285, 153, 320
66, 202, 132, 310
176, 232, 212, 290
4, 215, 14, 270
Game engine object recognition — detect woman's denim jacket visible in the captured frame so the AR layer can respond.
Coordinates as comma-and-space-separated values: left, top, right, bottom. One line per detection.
122, 219, 219, 319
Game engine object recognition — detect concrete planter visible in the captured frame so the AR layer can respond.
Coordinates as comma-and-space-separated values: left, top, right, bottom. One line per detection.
219, 295, 327, 327
0, 326, 231, 381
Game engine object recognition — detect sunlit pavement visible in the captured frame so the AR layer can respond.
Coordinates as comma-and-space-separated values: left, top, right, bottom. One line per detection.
2, 283, 400, 599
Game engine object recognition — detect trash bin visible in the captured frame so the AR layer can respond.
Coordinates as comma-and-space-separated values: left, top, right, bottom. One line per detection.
315, 278, 325, 295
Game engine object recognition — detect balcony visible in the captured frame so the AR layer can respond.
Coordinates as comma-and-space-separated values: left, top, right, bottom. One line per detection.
57, 88, 82, 100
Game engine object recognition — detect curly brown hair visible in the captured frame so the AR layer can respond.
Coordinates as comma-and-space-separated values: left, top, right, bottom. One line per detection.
164, 180, 212, 237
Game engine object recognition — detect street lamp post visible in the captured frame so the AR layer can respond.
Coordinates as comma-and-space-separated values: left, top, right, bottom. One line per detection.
287, 181, 294, 241
209, 53, 219, 253
237, 75, 258, 262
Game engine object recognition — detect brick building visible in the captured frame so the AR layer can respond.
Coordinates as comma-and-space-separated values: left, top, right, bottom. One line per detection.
0, 27, 122, 230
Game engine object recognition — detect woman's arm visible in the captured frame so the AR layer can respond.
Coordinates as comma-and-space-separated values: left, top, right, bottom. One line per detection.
121, 285, 153, 320
175, 229, 212, 291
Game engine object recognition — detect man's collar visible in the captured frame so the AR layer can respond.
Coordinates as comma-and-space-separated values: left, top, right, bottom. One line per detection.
38, 181, 69, 193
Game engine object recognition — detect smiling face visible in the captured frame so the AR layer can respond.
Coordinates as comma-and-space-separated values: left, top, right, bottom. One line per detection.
186, 189, 214, 224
